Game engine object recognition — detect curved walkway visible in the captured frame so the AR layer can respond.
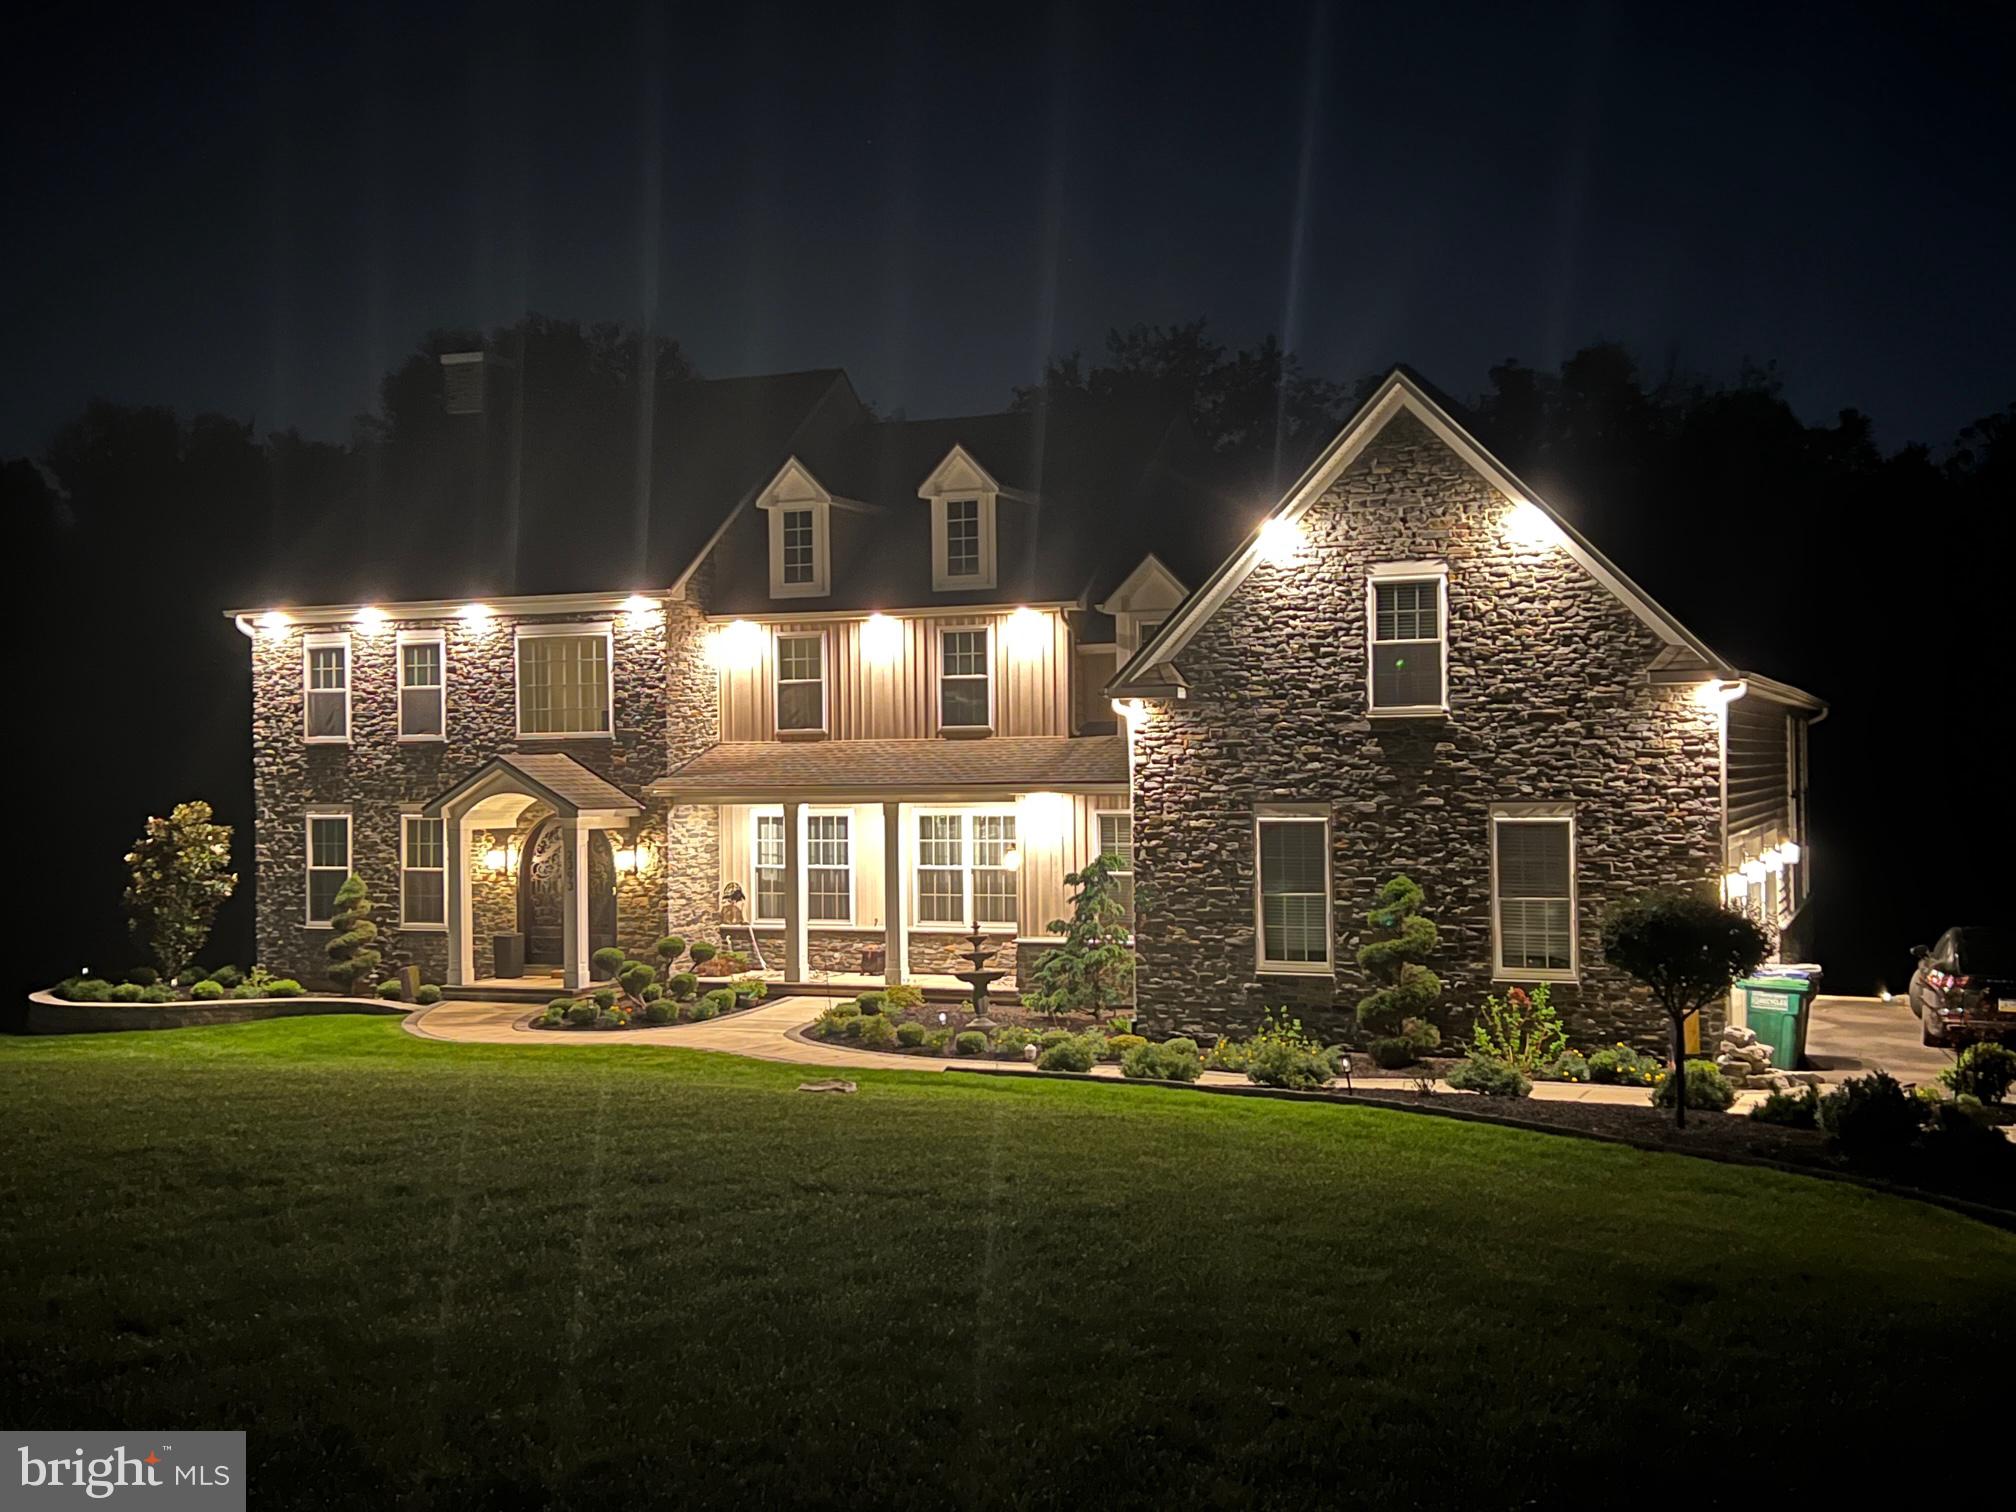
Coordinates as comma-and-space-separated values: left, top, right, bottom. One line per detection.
405, 996, 1713, 1103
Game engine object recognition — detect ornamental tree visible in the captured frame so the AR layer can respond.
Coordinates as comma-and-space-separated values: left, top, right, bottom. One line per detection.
325, 873, 383, 996
1355, 874, 1443, 1040
1601, 889, 1769, 1128
1021, 853, 1135, 1023
123, 800, 237, 982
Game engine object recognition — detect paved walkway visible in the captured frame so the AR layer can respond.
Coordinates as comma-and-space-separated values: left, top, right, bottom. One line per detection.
407, 996, 1740, 1105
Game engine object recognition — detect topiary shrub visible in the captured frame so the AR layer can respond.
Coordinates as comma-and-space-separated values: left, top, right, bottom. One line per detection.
592, 988, 617, 1010
126, 966, 160, 987
1445, 1054, 1532, 1098
641, 983, 663, 1003
1370, 1037, 1417, 1070
1941, 1042, 2015, 1105
1355, 875, 1443, 1040
954, 1029, 989, 1057
689, 942, 718, 969
1819, 1071, 1926, 1164
591, 946, 626, 981
566, 1001, 598, 1027
1750, 1084, 1820, 1128
644, 1000, 676, 1025
619, 961, 656, 999
896, 1020, 926, 1048
378, 978, 403, 1000
655, 935, 687, 964
324, 874, 382, 996
856, 1014, 899, 1050
188, 978, 225, 1001
110, 982, 146, 1002
668, 972, 698, 1002
266, 979, 306, 998
414, 984, 441, 1006
1651, 1059, 1735, 1112
1037, 1034, 1100, 1073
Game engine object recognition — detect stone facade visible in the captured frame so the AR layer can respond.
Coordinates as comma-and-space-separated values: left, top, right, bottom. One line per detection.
249, 605, 672, 986
1129, 410, 1724, 1052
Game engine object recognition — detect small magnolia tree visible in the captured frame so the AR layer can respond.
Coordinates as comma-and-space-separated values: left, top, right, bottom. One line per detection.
1022, 854, 1135, 1023
1355, 875, 1443, 1050
124, 801, 237, 982
1601, 889, 1768, 1128
325, 874, 383, 996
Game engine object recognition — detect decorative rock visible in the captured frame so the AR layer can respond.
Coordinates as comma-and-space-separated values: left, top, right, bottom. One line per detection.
1721, 1025, 1758, 1049
797, 1080, 858, 1094
1023, 1044, 1040, 1063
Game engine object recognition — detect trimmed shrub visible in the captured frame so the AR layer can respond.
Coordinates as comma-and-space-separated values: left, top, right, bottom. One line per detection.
668, 972, 699, 1002
547, 997, 576, 1015
566, 1001, 598, 1026
954, 1029, 989, 1057
1037, 1034, 1101, 1073
733, 979, 766, 1003
1122, 1040, 1204, 1082
126, 966, 160, 987
1369, 1037, 1419, 1070
230, 983, 263, 999
591, 946, 626, 980
689, 942, 718, 967
884, 984, 926, 1011
641, 983, 663, 1003
1102, 1032, 1147, 1062
655, 935, 687, 963
378, 978, 403, 1000
1354, 874, 1444, 1038
856, 991, 888, 1015
856, 1014, 899, 1050
644, 1000, 676, 1025
536, 1003, 566, 1027
264, 979, 304, 998
110, 982, 146, 1002
1037, 1028, 1075, 1051
1942, 1042, 2015, 1105
1242, 1012, 1337, 1090
206, 964, 245, 989
414, 984, 441, 1006
702, 988, 737, 1018
139, 984, 175, 1003
1651, 1059, 1735, 1112
924, 1027, 954, 1055
592, 988, 618, 1010
1750, 1084, 1821, 1128
174, 968, 204, 989
619, 961, 656, 998
993, 1026, 1037, 1056
324, 874, 381, 996
1547, 1049, 1591, 1083
1446, 1055, 1532, 1098
596, 1006, 630, 1029
1587, 1044, 1663, 1086
896, 1020, 927, 1048
188, 978, 225, 1001
1819, 1072, 1926, 1164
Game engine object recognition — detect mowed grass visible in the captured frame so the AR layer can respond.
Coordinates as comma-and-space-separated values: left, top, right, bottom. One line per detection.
2, 1019, 2010, 1509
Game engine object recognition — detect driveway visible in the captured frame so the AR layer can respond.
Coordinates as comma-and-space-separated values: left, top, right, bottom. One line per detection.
1803, 995, 1956, 1086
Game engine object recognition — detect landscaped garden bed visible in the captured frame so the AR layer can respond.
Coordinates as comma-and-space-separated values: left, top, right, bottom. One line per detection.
526, 938, 768, 1030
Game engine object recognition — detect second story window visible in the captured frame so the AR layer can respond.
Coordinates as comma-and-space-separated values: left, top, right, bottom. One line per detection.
398, 633, 445, 740
774, 632, 826, 734
304, 635, 350, 743
944, 499, 981, 578
781, 509, 816, 585
1098, 810, 1135, 925
516, 625, 612, 737
939, 626, 992, 731
1368, 567, 1448, 715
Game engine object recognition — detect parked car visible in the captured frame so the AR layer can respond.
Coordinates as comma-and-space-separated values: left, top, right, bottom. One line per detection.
1907, 927, 2015, 1046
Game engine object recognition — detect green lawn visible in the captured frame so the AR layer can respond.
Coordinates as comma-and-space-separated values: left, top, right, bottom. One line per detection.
2, 1018, 2009, 1508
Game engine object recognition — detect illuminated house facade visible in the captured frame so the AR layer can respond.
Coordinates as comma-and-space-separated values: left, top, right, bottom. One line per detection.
233, 367, 1821, 1045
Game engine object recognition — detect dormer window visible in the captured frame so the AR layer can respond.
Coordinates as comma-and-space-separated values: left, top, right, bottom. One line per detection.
758, 458, 832, 598
919, 444, 1000, 592
780, 509, 817, 586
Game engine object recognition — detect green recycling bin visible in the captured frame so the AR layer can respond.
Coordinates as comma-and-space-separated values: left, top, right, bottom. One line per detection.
1735, 973, 1819, 1070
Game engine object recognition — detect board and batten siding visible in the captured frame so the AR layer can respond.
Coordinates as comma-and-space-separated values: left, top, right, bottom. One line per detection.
715, 792, 1127, 937
717, 610, 1072, 741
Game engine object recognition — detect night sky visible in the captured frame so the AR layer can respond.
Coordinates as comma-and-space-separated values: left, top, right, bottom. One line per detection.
8, 2, 2011, 454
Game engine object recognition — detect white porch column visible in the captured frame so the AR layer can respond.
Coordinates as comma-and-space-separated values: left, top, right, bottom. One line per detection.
882, 801, 906, 987
781, 799, 805, 983
446, 812, 473, 987
561, 818, 591, 991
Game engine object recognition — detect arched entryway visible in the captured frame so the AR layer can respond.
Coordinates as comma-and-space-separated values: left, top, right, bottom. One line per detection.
519, 817, 618, 969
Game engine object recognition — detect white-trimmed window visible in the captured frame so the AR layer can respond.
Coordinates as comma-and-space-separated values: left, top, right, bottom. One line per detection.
752, 812, 786, 923
305, 811, 351, 925
1491, 805, 1577, 980
398, 631, 445, 740
938, 626, 992, 731
516, 624, 612, 737
1367, 565, 1448, 715
782, 510, 816, 585
774, 632, 826, 734
914, 810, 1017, 928
805, 812, 852, 923
1255, 809, 1331, 973
1098, 810, 1135, 924
765, 493, 830, 598
304, 634, 350, 742
944, 499, 982, 578
400, 815, 446, 927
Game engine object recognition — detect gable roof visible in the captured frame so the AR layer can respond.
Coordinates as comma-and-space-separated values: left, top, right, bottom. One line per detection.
1110, 368, 1824, 713
422, 753, 642, 819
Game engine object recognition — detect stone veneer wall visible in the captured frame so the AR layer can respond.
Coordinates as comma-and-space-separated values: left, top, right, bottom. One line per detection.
249, 605, 672, 987
661, 563, 724, 944
1129, 410, 1723, 1053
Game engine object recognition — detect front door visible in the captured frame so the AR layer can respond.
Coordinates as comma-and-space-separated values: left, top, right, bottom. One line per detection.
519, 819, 617, 967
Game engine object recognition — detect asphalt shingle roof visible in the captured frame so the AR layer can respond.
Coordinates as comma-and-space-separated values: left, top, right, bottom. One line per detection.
423, 753, 642, 817
653, 736, 1127, 797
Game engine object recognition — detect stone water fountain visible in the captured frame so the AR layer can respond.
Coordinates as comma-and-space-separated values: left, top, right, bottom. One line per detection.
952, 920, 1005, 1033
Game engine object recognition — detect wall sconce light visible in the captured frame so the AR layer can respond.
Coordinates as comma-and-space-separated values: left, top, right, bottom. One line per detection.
1018, 792, 1070, 847
621, 594, 663, 630
482, 844, 512, 873
1503, 499, 1564, 549
1693, 679, 1748, 708
1739, 858, 1767, 883
614, 840, 652, 874
1004, 605, 1047, 656
1778, 840, 1801, 864
458, 603, 494, 628
354, 605, 388, 631
1257, 516, 1301, 566
1000, 845, 1022, 873
257, 610, 292, 635
1721, 871, 1747, 898
708, 618, 764, 671
1762, 846, 1787, 873
861, 612, 902, 665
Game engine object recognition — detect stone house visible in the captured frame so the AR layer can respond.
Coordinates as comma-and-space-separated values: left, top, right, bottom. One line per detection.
231, 366, 1821, 1046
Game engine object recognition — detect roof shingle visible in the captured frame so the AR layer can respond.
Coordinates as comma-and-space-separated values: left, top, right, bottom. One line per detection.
652, 736, 1127, 798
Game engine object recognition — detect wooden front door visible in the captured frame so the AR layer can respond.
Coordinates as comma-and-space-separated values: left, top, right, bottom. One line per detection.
518, 819, 617, 967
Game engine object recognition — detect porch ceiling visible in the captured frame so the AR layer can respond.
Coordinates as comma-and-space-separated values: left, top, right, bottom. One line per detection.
649, 735, 1127, 801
